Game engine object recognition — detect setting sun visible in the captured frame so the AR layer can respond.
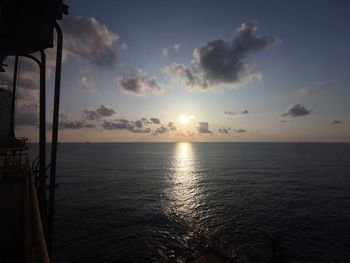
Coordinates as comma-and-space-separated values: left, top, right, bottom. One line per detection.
179, 115, 194, 125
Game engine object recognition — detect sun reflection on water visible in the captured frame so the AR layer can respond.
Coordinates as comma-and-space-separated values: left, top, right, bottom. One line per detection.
165, 142, 201, 222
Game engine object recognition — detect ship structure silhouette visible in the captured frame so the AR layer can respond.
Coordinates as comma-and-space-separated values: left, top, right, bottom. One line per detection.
0, 1, 68, 262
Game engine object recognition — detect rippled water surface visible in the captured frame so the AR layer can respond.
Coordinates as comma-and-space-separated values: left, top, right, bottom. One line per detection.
52, 143, 350, 262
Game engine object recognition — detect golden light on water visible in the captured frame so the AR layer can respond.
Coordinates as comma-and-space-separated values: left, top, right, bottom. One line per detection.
165, 142, 201, 221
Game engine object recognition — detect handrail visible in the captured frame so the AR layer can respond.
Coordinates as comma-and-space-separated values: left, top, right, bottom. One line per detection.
25, 157, 50, 263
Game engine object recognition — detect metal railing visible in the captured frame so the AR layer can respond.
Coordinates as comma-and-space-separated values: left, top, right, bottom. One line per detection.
0, 144, 50, 263
0, 137, 30, 168
0, 79, 12, 92
25, 157, 50, 263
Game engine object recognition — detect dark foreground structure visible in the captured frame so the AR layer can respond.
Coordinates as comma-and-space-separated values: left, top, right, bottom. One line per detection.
0, 1, 68, 262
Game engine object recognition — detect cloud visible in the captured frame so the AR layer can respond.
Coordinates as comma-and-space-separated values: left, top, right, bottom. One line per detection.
116, 69, 164, 96
164, 63, 206, 88
281, 104, 311, 117
1, 57, 40, 101
15, 104, 39, 126
296, 88, 314, 97
164, 20, 278, 90
296, 81, 325, 97
102, 118, 177, 134
121, 43, 128, 50
150, 118, 161, 124
84, 105, 116, 120
218, 127, 230, 134
76, 74, 96, 92
167, 122, 177, 131
330, 120, 342, 126
154, 126, 169, 134
102, 119, 151, 133
58, 112, 96, 129
235, 129, 247, 133
280, 120, 288, 123
60, 16, 119, 68
225, 110, 249, 115
161, 43, 182, 59
198, 122, 212, 133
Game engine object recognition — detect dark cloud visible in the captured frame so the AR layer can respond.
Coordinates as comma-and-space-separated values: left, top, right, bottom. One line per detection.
60, 122, 95, 129
102, 118, 177, 134
117, 70, 164, 96
330, 120, 342, 126
225, 110, 249, 115
150, 118, 161, 124
154, 126, 169, 134
281, 104, 311, 117
165, 20, 278, 90
235, 129, 247, 133
102, 119, 131, 130
102, 119, 151, 133
218, 127, 230, 134
167, 122, 177, 131
15, 104, 39, 126
58, 112, 96, 129
198, 122, 212, 133
84, 105, 116, 120
60, 16, 119, 68
44, 113, 96, 129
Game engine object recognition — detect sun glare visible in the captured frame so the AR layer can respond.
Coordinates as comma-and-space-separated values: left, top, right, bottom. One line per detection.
179, 114, 194, 124
179, 115, 189, 124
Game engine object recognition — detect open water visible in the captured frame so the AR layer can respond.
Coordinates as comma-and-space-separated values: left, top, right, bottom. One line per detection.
50, 143, 350, 262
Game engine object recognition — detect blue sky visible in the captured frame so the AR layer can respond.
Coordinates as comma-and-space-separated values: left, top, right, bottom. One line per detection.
10, 0, 350, 142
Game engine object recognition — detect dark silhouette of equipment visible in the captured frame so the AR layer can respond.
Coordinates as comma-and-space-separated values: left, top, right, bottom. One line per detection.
0, 0, 68, 259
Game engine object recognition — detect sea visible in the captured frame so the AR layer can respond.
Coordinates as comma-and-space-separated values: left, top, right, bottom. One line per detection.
44, 143, 350, 262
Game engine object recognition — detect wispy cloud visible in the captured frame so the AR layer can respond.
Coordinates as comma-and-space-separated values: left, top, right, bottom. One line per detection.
16, 104, 39, 126
161, 43, 182, 59
296, 81, 325, 97
330, 120, 342, 126
76, 74, 96, 92
120, 43, 128, 50
225, 110, 249, 115
2, 58, 39, 101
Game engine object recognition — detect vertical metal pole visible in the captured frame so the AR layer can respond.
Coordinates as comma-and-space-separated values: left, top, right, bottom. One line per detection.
39, 50, 47, 228
10, 55, 19, 137
47, 23, 63, 256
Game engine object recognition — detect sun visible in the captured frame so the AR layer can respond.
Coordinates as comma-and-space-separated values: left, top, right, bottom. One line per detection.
179, 114, 194, 124
179, 115, 189, 124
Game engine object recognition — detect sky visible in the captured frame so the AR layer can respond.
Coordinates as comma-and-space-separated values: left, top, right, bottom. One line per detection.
4, 0, 350, 142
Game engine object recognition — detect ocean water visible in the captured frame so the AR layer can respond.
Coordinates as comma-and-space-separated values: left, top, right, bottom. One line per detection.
51, 143, 350, 262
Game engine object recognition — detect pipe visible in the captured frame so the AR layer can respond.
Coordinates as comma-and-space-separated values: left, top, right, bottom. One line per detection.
38, 50, 47, 229
47, 22, 63, 256
10, 56, 19, 137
